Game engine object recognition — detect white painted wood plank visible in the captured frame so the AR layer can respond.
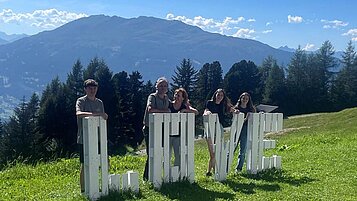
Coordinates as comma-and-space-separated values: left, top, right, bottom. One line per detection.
163, 113, 171, 183
179, 113, 187, 180
187, 113, 195, 183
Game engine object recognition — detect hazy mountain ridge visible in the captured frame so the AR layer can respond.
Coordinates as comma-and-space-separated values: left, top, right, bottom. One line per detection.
0, 15, 293, 119
279, 45, 344, 59
0, 31, 28, 44
0, 38, 8, 45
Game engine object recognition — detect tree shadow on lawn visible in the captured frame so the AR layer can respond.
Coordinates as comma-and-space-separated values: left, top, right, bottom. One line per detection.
223, 169, 316, 195
241, 168, 316, 187
224, 179, 281, 194
98, 189, 144, 201
158, 180, 235, 201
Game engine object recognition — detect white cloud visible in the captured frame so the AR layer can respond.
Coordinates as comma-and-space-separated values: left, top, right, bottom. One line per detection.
342, 29, 357, 36
321, 19, 348, 29
343, 29, 357, 41
247, 18, 256, 22
166, 13, 255, 38
0, 8, 88, 29
266, 21, 272, 26
262, 29, 272, 34
287, 15, 303, 23
233, 28, 255, 39
302, 43, 315, 51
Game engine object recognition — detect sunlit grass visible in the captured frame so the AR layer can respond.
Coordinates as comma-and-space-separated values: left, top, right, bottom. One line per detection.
1, 108, 357, 200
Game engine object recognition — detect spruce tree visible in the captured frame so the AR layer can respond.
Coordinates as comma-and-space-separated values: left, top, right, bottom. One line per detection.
224, 60, 260, 104
262, 63, 286, 111
171, 58, 198, 97
65, 60, 84, 152
195, 61, 223, 113
286, 47, 309, 115
38, 78, 73, 156
111, 71, 132, 150
3, 94, 40, 162
128, 71, 145, 146
333, 41, 357, 109
258, 56, 278, 101
312, 41, 337, 112
83, 57, 100, 80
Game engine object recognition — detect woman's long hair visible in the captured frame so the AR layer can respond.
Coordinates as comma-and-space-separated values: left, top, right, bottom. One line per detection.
235, 92, 256, 112
211, 88, 233, 113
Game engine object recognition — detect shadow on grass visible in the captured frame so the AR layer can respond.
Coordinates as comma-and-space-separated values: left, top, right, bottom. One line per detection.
241, 168, 316, 186
158, 180, 234, 201
224, 180, 281, 194
98, 189, 144, 201
223, 169, 315, 194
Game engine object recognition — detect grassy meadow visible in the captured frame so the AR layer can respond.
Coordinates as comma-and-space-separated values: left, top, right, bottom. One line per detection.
1, 108, 357, 200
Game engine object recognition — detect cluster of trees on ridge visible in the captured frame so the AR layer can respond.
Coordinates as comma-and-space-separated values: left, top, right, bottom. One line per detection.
0, 40, 357, 167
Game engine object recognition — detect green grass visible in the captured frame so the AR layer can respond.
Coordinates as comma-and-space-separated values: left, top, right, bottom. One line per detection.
1, 108, 357, 200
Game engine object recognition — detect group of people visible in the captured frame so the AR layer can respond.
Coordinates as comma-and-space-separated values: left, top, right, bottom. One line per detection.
76, 77, 256, 190
203, 89, 256, 176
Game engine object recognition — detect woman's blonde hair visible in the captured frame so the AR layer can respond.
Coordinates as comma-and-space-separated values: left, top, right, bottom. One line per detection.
155, 77, 168, 88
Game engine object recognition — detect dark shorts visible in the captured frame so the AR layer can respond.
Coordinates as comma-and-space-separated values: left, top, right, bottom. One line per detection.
78, 144, 84, 163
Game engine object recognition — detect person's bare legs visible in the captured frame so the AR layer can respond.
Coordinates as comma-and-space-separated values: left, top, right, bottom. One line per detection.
206, 138, 215, 175
80, 164, 84, 192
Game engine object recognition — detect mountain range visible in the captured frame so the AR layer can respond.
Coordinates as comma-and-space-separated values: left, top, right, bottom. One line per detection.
0, 15, 294, 119
0, 38, 8, 45
0, 31, 28, 44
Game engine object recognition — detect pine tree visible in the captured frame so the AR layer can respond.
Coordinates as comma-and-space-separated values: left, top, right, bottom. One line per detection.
0, 118, 7, 165
333, 41, 357, 110
195, 61, 223, 113
258, 56, 278, 101
224, 60, 260, 104
66, 59, 84, 99
286, 47, 309, 115
341, 41, 356, 68
38, 78, 73, 156
262, 63, 286, 111
64, 60, 84, 153
93, 59, 114, 104
83, 57, 100, 80
111, 71, 132, 149
0, 119, 3, 137
128, 71, 145, 146
208, 61, 224, 94
171, 58, 198, 96
311, 41, 337, 112
3, 94, 40, 162
142, 80, 155, 98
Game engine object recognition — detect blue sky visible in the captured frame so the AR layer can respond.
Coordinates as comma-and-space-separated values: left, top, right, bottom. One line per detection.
0, 0, 356, 51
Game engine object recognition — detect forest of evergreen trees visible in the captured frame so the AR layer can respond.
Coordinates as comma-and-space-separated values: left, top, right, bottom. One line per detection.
0, 40, 356, 167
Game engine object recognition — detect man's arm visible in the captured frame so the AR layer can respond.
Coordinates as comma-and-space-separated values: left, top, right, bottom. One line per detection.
146, 94, 170, 113
76, 111, 108, 120
76, 98, 108, 120
147, 105, 170, 113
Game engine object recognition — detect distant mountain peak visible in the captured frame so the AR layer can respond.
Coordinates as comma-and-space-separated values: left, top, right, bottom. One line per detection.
278, 45, 296, 52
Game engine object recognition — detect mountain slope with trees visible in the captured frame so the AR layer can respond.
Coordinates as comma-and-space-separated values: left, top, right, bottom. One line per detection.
1, 38, 356, 165
0, 15, 293, 101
